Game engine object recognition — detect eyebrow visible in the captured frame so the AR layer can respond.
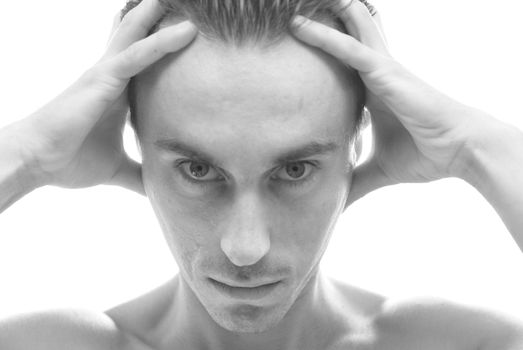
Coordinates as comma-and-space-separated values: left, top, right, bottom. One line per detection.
154, 138, 340, 168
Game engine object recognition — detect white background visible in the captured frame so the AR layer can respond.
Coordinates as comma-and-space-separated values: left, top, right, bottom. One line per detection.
0, 0, 522, 320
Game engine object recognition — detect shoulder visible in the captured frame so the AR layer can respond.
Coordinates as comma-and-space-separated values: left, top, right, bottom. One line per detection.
0, 308, 151, 350
373, 295, 523, 350
325, 275, 386, 317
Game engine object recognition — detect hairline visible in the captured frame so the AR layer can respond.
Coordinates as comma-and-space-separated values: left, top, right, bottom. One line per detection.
122, 1, 366, 144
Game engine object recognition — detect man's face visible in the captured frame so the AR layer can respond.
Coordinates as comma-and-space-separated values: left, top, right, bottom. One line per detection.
132, 30, 361, 333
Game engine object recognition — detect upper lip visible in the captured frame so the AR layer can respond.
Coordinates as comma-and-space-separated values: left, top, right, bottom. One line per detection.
212, 278, 281, 288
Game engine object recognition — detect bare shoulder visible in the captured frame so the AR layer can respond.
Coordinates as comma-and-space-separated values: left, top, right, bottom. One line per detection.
0, 308, 151, 350
325, 275, 387, 317
374, 296, 523, 350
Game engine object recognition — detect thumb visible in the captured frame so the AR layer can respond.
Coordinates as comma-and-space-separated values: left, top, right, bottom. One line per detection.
344, 158, 393, 209
108, 156, 145, 196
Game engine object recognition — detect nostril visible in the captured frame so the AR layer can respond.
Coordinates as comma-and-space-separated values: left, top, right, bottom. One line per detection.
228, 250, 265, 267
221, 195, 271, 266
220, 231, 271, 267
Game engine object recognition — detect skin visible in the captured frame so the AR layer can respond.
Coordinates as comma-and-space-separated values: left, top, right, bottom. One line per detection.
119, 24, 363, 348
1, 0, 523, 349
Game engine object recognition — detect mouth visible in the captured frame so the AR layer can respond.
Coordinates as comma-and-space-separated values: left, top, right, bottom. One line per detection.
208, 278, 282, 300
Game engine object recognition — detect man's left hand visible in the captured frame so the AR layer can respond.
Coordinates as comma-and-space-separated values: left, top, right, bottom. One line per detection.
291, 0, 510, 206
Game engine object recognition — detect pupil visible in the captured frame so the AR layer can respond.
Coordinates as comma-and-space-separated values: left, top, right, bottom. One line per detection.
189, 162, 209, 178
286, 163, 305, 179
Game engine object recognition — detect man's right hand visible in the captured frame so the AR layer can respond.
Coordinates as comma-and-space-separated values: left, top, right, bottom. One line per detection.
12, 0, 197, 195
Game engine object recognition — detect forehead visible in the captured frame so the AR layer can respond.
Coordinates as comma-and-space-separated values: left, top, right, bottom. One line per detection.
133, 32, 359, 145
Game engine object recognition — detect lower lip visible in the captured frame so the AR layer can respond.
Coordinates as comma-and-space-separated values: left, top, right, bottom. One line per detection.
209, 278, 281, 300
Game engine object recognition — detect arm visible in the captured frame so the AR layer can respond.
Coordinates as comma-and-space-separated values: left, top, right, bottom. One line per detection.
290, 1, 523, 346
0, 122, 40, 214
0, 0, 197, 347
0, 309, 129, 350
0, 1, 197, 215
376, 296, 523, 350
460, 120, 523, 252
291, 2, 523, 239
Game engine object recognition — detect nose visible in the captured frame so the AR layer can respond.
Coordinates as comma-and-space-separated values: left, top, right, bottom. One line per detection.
220, 191, 271, 267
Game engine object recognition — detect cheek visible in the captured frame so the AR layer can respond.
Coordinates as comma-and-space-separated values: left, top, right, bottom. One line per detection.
272, 175, 347, 264
143, 163, 222, 277
161, 195, 219, 260
143, 153, 348, 275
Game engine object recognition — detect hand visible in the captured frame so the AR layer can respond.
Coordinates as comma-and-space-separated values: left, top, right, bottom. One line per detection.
291, 0, 501, 206
14, 0, 197, 195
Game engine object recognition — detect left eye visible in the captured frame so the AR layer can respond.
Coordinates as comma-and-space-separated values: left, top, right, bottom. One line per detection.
178, 161, 223, 182
273, 162, 314, 181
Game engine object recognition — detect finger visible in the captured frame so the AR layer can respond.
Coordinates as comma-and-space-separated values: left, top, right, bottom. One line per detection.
335, 0, 389, 55
291, 15, 383, 73
104, 20, 198, 80
372, 11, 389, 46
344, 158, 394, 209
105, 0, 166, 57
70, 21, 196, 135
106, 11, 123, 46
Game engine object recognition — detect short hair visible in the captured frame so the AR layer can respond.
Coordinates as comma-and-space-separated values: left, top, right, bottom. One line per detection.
120, 0, 366, 139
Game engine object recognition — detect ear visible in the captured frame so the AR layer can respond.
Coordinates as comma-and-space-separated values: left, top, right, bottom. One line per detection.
124, 108, 141, 154
351, 109, 369, 167
133, 127, 143, 158
354, 131, 363, 165
344, 110, 370, 212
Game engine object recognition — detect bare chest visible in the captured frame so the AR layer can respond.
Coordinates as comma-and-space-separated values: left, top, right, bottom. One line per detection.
119, 322, 464, 350
328, 326, 463, 350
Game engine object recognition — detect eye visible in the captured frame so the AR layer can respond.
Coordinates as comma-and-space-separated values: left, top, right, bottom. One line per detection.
272, 161, 318, 185
176, 160, 224, 185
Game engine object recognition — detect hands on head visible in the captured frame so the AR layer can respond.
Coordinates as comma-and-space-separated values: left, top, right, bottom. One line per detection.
17, 0, 197, 195
291, 0, 499, 208
14, 0, 498, 205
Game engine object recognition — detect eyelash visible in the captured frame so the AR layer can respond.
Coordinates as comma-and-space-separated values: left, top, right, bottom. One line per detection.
274, 161, 319, 188
174, 160, 223, 187
174, 159, 319, 189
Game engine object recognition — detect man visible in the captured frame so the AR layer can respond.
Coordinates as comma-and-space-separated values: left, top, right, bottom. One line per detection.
0, 0, 522, 349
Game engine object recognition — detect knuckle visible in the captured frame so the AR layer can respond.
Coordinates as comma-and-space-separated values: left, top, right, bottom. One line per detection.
120, 42, 149, 74
78, 64, 122, 93
320, 25, 333, 39
152, 29, 166, 47
317, 38, 330, 52
123, 43, 142, 65
120, 10, 137, 27
118, 9, 151, 35
382, 57, 403, 76
336, 0, 354, 21
148, 30, 170, 55
113, 11, 123, 25
318, 27, 335, 48
339, 41, 355, 62
354, 0, 373, 16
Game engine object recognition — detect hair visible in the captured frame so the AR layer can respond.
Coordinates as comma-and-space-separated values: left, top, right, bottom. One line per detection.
120, 0, 366, 140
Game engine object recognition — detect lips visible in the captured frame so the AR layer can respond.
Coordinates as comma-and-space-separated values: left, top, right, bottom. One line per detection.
208, 278, 282, 300
213, 278, 281, 288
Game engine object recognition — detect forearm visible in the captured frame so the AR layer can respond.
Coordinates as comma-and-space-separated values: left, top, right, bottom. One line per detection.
0, 122, 42, 214
459, 115, 523, 252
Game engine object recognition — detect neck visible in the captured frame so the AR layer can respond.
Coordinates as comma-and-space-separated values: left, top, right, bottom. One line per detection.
153, 268, 342, 350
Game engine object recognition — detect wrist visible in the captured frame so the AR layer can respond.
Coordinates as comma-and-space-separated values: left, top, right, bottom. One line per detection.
455, 114, 523, 193
1, 121, 48, 192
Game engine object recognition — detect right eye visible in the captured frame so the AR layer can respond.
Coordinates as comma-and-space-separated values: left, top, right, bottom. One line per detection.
175, 160, 225, 186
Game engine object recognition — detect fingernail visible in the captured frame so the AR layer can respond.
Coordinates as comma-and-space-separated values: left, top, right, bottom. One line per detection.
292, 15, 310, 29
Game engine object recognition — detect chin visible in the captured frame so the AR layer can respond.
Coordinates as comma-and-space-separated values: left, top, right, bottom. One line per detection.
206, 301, 291, 334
